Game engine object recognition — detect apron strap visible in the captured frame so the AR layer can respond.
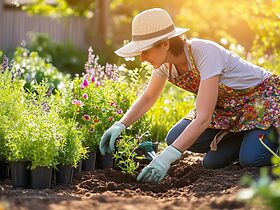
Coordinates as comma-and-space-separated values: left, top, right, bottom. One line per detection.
210, 130, 231, 151
168, 63, 173, 79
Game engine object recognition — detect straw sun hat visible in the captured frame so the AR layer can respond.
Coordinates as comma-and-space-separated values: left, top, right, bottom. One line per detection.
115, 8, 189, 58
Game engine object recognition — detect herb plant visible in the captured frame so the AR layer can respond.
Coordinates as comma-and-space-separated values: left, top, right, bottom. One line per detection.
114, 135, 140, 175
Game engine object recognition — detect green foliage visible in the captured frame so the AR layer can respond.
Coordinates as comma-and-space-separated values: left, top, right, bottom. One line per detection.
238, 168, 280, 210
0, 69, 26, 159
13, 46, 71, 91
22, 0, 76, 17
28, 33, 87, 76
5, 80, 64, 169
113, 135, 140, 175
57, 120, 87, 166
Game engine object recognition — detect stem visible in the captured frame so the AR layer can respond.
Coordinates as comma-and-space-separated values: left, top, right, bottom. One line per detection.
259, 138, 280, 161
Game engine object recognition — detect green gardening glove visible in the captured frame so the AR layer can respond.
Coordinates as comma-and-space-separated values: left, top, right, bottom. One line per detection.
99, 121, 126, 155
137, 145, 182, 183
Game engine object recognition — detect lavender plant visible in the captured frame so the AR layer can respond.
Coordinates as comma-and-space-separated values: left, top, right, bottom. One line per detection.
0, 56, 26, 160
84, 47, 120, 83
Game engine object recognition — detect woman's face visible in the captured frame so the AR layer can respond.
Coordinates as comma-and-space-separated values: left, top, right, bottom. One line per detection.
140, 41, 169, 69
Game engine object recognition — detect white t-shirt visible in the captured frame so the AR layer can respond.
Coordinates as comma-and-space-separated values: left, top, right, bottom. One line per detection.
153, 38, 272, 89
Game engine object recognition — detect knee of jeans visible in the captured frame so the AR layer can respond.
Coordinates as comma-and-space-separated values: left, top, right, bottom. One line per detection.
239, 155, 258, 168
202, 155, 221, 170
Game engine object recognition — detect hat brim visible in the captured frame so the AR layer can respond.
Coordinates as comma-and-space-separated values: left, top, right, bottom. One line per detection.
115, 27, 189, 58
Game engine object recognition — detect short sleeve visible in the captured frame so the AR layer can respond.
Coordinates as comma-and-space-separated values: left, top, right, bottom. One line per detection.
191, 39, 226, 81
152, 63, 168, 79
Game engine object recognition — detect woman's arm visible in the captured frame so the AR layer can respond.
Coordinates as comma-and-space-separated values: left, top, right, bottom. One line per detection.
120, 73, 167, 127
172, 75, 219, 152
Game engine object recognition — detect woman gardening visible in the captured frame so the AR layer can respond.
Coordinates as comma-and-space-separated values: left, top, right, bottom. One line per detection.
99, 8, 280, 183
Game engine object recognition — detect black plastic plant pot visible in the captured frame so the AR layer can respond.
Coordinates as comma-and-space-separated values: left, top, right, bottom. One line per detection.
73, 160, 82, 177
0, 160, 7, 181
152, 142, 159, 153
96, 149, 114, 169
10, 161, 30, 188
31, 166, 52, 189
82, 151, 97, 171
56, 164, 73, 184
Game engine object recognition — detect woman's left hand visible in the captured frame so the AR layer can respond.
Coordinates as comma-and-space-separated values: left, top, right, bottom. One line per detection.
137, 145, 182, 183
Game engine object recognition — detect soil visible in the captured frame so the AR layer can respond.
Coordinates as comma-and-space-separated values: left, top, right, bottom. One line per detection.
0, 152, 264, 210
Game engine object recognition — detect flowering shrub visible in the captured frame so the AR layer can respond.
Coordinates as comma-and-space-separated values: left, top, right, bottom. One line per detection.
71, 75, 132, 151
63, 47, 152, 152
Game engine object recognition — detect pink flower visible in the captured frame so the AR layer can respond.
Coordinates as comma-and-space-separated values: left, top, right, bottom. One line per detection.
80, 84, 85, 89
83, 93, 88, 99
83, 114, 91, 121
91, 76, 95, 83
116, 109, 123, 114
72, 99, 84, 107
83, 79, 89, 87
95, 81, 100, 87
109, 102, 116, 106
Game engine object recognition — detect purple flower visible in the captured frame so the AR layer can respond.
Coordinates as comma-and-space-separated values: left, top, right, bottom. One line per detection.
1, 55, 8, 73
83, 93, 88, 99
83, 79, 89, 87
11, 71, 14, 83
72, 99, 84, 107
95, 81, 100, 87
8, 60, 14, 71
47, 86, 54, 97
17, 69, 22, 78
116, 109, 123, 114
42, 101, 50, 112
91, 76, 95, 83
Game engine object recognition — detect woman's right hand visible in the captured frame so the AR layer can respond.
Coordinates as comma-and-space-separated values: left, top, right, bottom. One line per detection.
99, 122, 126, 155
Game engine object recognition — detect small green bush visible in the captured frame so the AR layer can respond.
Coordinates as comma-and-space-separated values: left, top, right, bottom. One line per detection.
13, 46, 71, 91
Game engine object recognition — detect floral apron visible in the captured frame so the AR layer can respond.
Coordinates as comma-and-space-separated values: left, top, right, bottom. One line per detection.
168, 44, 280, 151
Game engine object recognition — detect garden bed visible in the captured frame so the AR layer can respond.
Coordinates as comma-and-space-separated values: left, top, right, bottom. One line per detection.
0, 152, 263, 210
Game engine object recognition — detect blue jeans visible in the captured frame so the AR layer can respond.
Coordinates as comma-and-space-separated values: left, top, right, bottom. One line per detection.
166, 119, 279, 169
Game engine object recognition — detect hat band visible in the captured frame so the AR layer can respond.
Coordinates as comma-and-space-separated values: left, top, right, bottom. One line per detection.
132, 25, 175, 41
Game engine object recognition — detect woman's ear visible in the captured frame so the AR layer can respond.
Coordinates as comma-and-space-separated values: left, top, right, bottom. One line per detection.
162, 40, 170, 51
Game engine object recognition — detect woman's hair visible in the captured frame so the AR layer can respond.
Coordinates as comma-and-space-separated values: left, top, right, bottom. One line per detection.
154, 35, 186, 56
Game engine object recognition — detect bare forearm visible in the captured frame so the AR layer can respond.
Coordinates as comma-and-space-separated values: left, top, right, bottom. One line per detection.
172, 118, 210, 152
120, 94, 156, 127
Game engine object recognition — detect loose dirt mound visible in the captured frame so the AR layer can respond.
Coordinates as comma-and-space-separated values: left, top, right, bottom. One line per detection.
0, 152, 263, 210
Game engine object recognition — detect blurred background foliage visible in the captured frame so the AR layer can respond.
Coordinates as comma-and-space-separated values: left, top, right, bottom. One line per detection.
8, 0, 277, 76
